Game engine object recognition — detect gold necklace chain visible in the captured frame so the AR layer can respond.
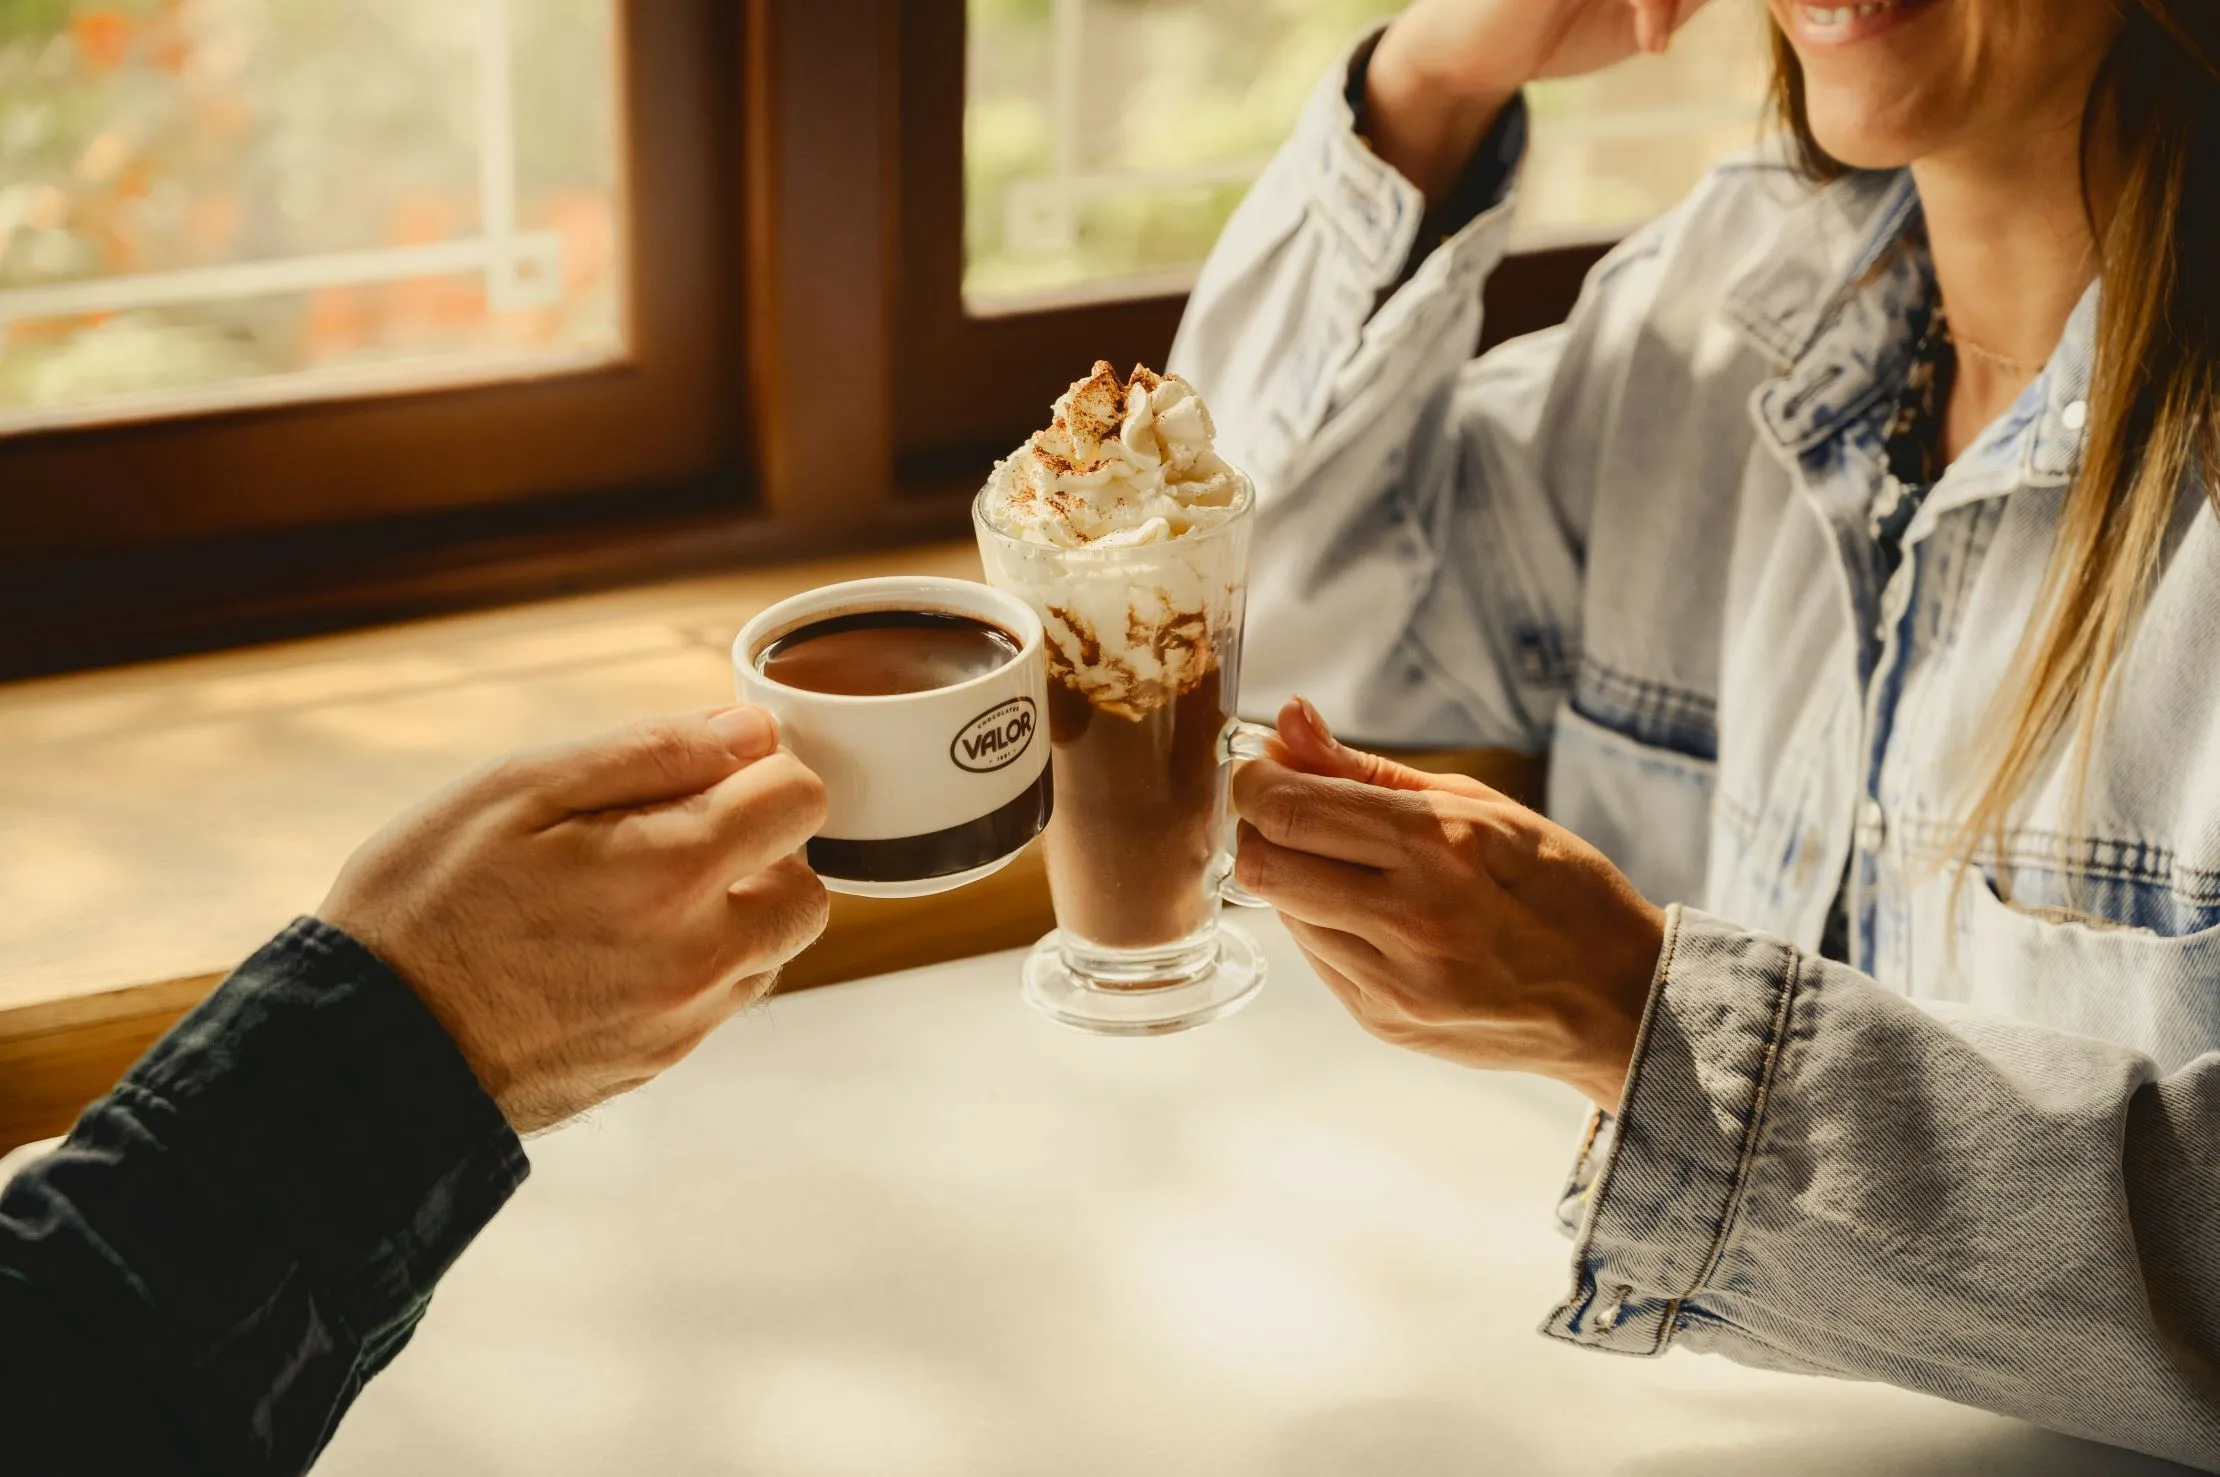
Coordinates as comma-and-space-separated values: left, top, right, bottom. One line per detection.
1936, 306, 2030, 376
1954, 332, 2029, 376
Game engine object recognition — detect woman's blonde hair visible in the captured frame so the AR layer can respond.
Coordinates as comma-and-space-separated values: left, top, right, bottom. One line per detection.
1771, 6, 2220, 885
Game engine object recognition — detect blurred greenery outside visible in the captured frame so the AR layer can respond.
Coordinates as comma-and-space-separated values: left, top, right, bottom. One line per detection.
965, 0, 1772, 308
0, 0, 619, 426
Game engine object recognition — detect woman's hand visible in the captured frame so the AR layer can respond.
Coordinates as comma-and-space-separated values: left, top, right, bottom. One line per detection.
1367, 0, 1715, 204
319, 706, 830, 1135
1231, 698, 1665, 1110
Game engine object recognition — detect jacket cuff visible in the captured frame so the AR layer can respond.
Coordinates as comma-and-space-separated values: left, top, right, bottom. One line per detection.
1542, 905, 1806, 1354
114, 917, 528, 1349
1291, 28, 1524, 299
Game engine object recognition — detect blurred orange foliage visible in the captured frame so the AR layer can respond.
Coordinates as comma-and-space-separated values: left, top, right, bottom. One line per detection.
70, 11, 133, 71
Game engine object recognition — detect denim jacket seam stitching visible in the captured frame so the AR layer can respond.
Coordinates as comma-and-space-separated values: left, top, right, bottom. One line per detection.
1350, 268, 1487, 438
1572, 1108, 1608, 1168
1299, 54, 1407, 276
1686, 940, 1804, 1301
1306, 140, 1413, 286
1896, 818, 2219, 898
1673, 1305, 1823, 1370
1465, 440, 1542, 641
1563, 698, 1718, 769
1569, 660, 1720, 762
1918, 504, 1993, 682
1720, 295, 1805, 367
1585, 225, 1667, 296
1575, 660, 1718, 729
1560, 906, 1686, 1323
1461, 445, 1576, 702
1781, 373, 1899, 460
1639, 936, 1804, 1352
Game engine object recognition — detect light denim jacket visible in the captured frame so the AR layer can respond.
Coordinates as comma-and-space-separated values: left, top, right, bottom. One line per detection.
1171, 50, 2220, 1470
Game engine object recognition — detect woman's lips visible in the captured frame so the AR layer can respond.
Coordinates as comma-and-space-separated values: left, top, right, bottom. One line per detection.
1783, 0, 1941, 47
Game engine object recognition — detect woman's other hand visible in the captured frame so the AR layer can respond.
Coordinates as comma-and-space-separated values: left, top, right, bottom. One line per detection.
319, 706, 831, 1135
1368, 0, 1714, 204
1231, 698, 1665, 1110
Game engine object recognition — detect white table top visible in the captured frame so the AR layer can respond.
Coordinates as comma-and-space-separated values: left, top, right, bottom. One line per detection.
316, 917, 2181, 1476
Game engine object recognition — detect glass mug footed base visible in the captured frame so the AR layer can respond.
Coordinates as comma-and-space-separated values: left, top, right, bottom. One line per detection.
1020, 720, 1275, 1037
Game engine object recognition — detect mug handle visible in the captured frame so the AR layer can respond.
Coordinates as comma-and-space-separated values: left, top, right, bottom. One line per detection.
1214, 719, 1277, 908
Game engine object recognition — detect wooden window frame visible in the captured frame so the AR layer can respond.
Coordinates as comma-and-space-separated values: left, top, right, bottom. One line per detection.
1, 4, 737, 547
0, 0, 1603, 681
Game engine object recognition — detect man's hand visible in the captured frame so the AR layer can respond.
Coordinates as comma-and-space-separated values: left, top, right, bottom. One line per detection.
319, 706, 829, 1134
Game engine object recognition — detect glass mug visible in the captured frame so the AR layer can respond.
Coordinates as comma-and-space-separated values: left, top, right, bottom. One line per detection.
732, 576, 1052, 897
974, 473, 1272, 1035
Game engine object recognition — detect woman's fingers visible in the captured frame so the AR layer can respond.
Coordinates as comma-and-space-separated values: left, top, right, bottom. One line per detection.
1630, 0, 1714, 53
1283, 917, 1432, 1051
1281, 917, 1381, 1014
1630, 0, 1673, 52
1233, 822, 1395, 931
1274, 697, 1445, 793
1281, 915, 1388, 992
1231, 759, 1430, 869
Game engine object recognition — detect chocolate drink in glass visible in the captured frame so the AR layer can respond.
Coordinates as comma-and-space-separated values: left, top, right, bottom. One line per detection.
975, 360, 1267, 1034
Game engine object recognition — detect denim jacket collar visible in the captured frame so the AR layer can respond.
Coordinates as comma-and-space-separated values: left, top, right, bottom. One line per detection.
1722, 166, 2096, 499
1726, 168, 1925, 451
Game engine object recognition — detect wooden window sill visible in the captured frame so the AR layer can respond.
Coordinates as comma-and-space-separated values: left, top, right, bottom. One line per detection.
0, 540, 1540, 1152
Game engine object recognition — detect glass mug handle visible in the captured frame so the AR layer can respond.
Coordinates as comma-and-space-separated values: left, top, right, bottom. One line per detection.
1214, 720, 1277, 908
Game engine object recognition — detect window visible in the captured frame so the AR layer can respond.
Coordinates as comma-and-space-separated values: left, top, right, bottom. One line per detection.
2, 1, 1766, 680
900, 0, 1772, 475
1, 0, 738, 678
0, 0, 625, 436
963, 0, 1771, 311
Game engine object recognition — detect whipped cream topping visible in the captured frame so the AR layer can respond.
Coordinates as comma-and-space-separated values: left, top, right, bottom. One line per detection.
975, 361, 1250, 718
979, 361, 1243, 548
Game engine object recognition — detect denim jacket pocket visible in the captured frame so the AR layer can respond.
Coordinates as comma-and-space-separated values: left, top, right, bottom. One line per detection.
1954, 868, 2220, 1072
1549, 704, 1715, 908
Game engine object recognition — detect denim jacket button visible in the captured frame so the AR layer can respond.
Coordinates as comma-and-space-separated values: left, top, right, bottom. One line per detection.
1859, 798, 1887, 845
1594, 1284, 1632, 1332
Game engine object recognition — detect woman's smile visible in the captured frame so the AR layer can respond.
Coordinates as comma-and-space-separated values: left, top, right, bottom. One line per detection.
1781, 0, 1942, 49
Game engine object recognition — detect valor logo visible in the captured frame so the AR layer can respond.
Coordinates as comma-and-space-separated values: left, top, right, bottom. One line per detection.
951, 697, 1037, 773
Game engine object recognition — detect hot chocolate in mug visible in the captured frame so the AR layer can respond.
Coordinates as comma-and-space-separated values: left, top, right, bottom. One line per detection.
733, 576, 1051, 897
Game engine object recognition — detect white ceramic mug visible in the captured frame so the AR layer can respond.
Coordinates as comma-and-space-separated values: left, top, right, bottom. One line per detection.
732, 576, 1051, 898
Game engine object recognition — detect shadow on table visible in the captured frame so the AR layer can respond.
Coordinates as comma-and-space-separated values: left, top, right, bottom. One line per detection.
1241, 1398, 2195, 1477
1620, 1422, 2195, 1477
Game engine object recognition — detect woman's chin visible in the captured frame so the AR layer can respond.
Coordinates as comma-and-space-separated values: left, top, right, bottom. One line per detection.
1810, 134, 1920, 171
1802, 101, 1930, 172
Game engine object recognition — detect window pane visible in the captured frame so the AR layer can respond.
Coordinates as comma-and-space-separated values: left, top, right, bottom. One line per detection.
964, 0, 1771, 313
0, 0, 624, 436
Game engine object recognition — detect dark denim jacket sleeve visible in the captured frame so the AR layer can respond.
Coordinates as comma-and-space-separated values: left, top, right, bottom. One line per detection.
0, 918, 529, 1476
